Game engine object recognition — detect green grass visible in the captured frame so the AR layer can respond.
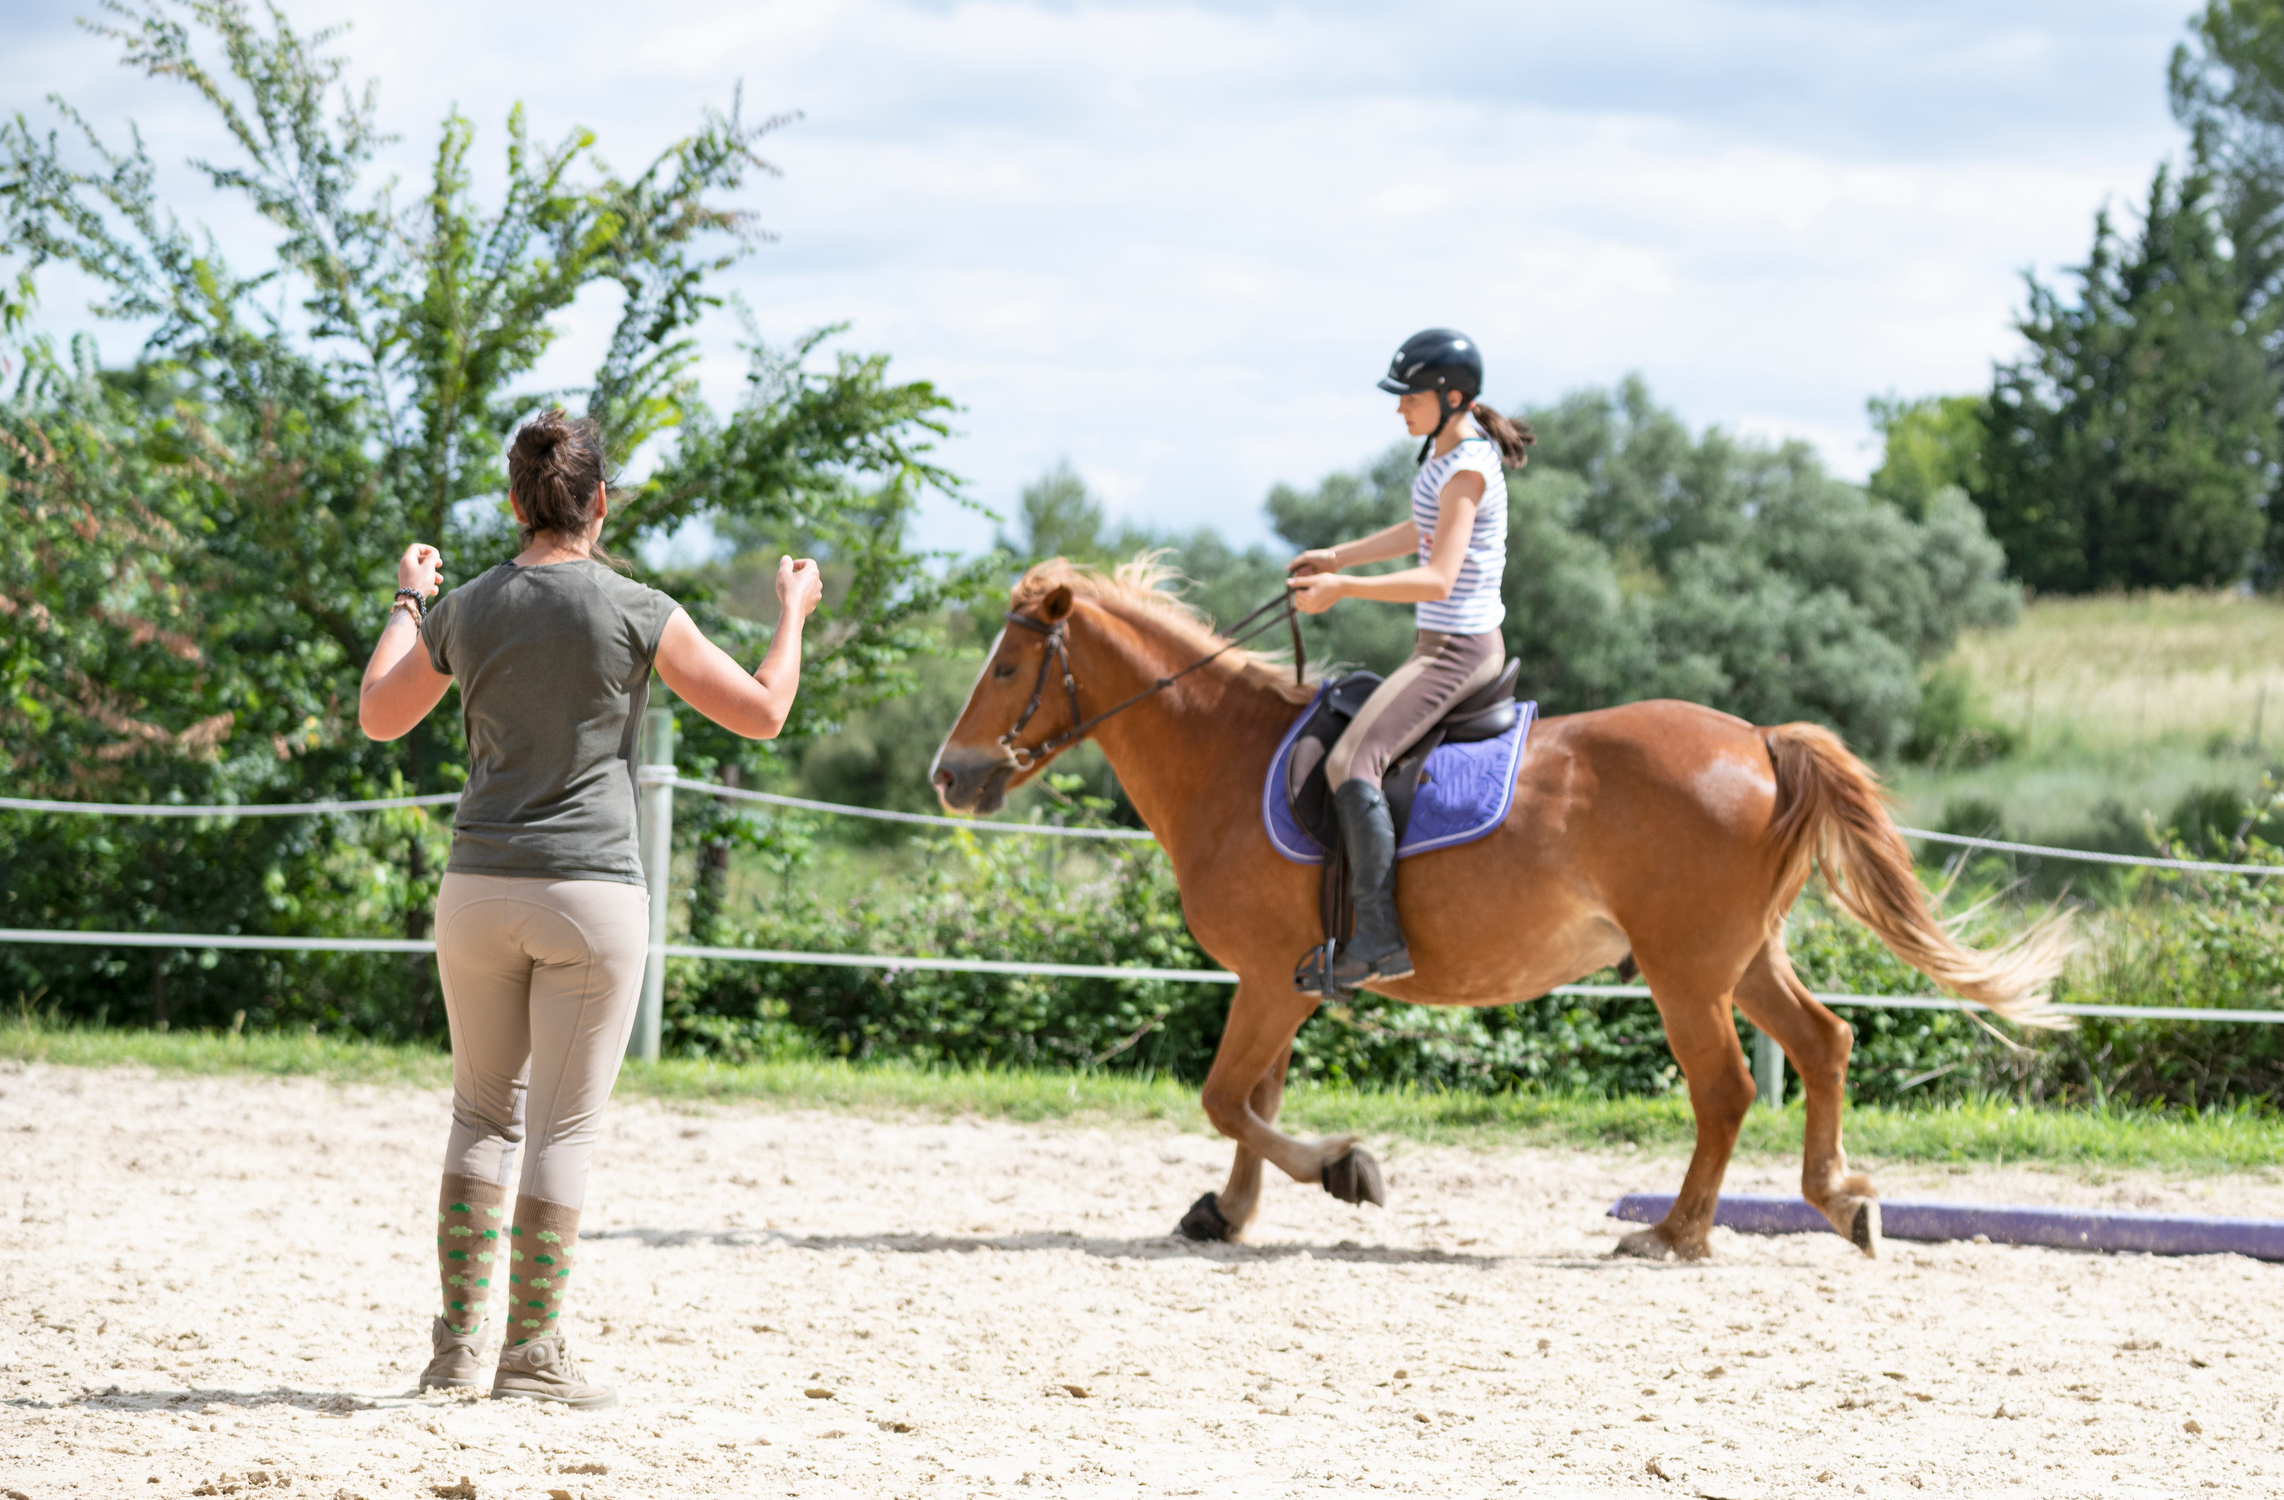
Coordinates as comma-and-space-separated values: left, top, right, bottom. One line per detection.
1895, 589, 2284, 847
8, 1020, 2281, 1174
1952, 589, 2284, 754
3, 1019, 459, 1088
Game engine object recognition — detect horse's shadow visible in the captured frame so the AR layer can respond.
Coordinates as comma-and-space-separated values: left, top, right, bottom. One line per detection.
586, 1224, 1499, 1267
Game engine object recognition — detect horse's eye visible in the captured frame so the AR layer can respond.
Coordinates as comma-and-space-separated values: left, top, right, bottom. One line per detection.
993, 661, 1017, 680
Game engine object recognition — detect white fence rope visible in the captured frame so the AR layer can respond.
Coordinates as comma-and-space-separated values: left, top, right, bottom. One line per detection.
0, 780, 1153, 841
0, 792, 462, 817
1897, 825, 2282, 876
643, 772, 1158, 840
0, 928, 434, 954
9, 785, 2281, 872
1550, 982, 2284, 1025
658, 943, 1226, 983
5, 928, 2283, 1024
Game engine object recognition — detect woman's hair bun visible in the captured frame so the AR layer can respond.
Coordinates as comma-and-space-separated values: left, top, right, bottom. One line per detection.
507, 408, 613, 550
513, 410, 571, 456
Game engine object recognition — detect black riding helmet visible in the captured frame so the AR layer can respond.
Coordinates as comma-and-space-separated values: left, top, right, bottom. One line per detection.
1377, 328, 1483, 461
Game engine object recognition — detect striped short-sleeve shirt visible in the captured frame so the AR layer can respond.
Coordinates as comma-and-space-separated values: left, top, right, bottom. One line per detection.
1411, 436, 1507, 635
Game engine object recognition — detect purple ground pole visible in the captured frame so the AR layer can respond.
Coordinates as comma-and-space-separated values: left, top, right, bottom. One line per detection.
1609, 1192, 2284, 1260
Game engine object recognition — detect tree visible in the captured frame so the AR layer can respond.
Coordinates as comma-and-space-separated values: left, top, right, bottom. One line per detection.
2171, 1, 2284, 190
1977, 165, 2279, 593
0, 1, 970, 1033
1867, 394, 1988, 521
996, 460, 1108, 563
2170, 1, 2284, 583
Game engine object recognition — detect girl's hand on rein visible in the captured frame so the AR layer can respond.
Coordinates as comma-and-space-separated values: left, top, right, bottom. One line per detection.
1288, 571, 1345, 614
398, 543, 443, 599
1287, 547, 1338, 578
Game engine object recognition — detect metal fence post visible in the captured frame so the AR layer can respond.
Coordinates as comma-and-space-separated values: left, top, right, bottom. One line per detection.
633, 707, 676, 1062
1752, 1027, 1784, 1109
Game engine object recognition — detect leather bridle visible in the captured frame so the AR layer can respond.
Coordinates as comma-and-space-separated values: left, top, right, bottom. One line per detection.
995, 588, 1306, 771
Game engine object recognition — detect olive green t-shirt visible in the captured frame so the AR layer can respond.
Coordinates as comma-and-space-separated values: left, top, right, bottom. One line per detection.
421, 559, 681, 885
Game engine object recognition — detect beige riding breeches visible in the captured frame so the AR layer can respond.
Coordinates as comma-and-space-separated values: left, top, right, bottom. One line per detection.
434, 873, 649, 1210
1325, 628, 1507, 789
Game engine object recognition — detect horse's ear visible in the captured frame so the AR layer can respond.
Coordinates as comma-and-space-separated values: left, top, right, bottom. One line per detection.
1039, 584, 1075, 624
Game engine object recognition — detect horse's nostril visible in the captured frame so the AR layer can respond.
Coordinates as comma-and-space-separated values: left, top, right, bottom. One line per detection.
933, 767, 954, 790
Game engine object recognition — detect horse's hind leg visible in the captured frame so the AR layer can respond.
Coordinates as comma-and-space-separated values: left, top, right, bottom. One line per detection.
1732, 938, 1882, 1258
1615, 962, 1756, 1262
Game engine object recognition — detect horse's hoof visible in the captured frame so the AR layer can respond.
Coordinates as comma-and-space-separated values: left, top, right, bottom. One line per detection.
1320, 1148, 1386, 1207
1847, 1198, 1882, 1259
1612, 1226, 1710, 1262
1612, 1226, 1678, 1260
1177, 1192, 1232, 1242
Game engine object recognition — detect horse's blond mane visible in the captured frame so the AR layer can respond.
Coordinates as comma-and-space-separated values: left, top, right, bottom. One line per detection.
1010, 554, 1314, 705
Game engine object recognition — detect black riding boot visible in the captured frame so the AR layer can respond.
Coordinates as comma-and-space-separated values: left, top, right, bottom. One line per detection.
1325, 779, 1414, 989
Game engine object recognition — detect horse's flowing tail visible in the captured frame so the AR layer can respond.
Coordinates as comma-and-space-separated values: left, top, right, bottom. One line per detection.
1764, 722, 2071, 1028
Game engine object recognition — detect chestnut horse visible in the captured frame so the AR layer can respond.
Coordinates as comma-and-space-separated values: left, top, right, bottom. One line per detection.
929, 560, 2067, 1261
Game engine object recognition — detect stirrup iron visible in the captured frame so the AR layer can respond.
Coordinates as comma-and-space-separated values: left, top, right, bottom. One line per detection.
1293, 938, 1352, 1000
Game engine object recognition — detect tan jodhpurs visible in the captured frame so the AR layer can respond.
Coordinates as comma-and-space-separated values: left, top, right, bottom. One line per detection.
1326, 628, 1506, 789
434, 873, 649, 1210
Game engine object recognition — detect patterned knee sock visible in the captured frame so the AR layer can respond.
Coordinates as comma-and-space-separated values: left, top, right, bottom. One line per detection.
507, 1196, 581, 1346
437, 1174, 508, 1335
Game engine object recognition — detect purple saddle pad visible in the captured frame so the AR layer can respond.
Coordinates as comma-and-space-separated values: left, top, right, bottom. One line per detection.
1261, 685, 1537, 864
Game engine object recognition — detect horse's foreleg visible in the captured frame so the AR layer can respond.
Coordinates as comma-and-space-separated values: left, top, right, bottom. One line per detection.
1616, 967, 1756, 1262
1733, 939, 1880, 1257
1180, 984, 1375, 1241
1195, 1041, 1290, 1242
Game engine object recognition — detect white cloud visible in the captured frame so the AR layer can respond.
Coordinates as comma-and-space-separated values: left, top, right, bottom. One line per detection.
5, 0, 2192, 550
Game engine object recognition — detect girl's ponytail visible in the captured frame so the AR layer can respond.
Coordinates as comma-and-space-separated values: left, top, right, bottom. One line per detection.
1470, 401, 1535, 469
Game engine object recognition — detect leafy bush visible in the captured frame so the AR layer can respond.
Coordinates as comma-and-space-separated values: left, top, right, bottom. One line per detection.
1789, 806, 2284, 1110
1903, 662, 2019, 769
2037, 897, 2284, 1107
666, 828, 1231, 1075
1, 797, 453, 1039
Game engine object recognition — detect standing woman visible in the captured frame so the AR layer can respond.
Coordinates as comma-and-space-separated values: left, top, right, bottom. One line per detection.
360, 409, 824, 1407
1286, 329, 1533, 995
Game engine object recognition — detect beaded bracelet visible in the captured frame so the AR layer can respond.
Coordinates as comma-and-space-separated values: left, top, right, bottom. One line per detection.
391, 588, 426, 625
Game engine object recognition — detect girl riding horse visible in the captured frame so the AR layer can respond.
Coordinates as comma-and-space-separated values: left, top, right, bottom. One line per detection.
930, 334, 2068, 1254
1286, 329, 1533, 995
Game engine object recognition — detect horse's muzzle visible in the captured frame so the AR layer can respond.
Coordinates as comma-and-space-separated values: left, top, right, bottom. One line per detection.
931, 748, 1015, 816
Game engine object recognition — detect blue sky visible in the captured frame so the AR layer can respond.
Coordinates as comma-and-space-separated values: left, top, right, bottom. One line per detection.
3, 0, 2195, 555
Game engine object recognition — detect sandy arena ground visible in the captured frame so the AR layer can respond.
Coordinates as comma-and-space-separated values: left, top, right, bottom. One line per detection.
4, 1062, 2283, 1499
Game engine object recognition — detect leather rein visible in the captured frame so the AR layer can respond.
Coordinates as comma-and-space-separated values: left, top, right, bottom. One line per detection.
996, 588, 1306, 770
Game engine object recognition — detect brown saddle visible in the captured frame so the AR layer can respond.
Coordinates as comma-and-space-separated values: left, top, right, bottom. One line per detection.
1285, 661, 1522, 992
1285, 659, 1523, 851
